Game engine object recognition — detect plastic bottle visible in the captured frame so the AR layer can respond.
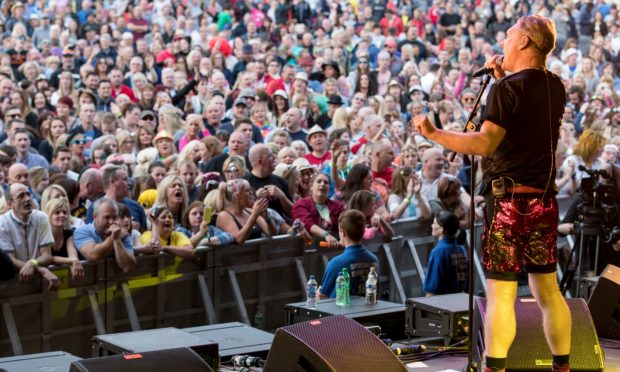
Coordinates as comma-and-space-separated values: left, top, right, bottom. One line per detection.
342, 268, 350, 305
335, 272, 346, 306
365, 267, 378, 305
293, 219, 314, 246
307, 275, 318, 309
254, 305, 264, 328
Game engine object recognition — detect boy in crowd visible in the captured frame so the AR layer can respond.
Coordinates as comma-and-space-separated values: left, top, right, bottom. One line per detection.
321, 210, 378, 298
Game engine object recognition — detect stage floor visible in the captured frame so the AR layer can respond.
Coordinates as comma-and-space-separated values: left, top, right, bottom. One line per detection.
406, 340, 620, 371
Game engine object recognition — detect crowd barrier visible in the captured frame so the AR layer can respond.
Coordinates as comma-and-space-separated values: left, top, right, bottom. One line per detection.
2, 197, 579, 359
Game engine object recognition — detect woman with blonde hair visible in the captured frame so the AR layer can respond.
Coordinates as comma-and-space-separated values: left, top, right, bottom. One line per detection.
277, 146, 299, 165
388, 166, 430, 220
201, 136, 223, 166
51, 71, 77, 106
179, 114, 210, 151
177, 140, 205, 168
158, 104, 184, 138
139, 83, 156, 110
19, 61, 40, 83
40, 185, 68, 212
116, 129, 137, 171
154, 175, 189, 227
216, 179, 275, 244
136, 125, 155, 152
138, 205, 194, 258
222, 155, 247, 181
44, 198, 84, 279
369, 95, 386, 118
562, 129, 607, 195
330, 107, 350, 131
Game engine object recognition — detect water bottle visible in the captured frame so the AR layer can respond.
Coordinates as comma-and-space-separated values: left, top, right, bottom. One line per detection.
342, 268, 350, 305
335, 272, 346, 306
307, 275, 318, 309
365, 267, 378, 305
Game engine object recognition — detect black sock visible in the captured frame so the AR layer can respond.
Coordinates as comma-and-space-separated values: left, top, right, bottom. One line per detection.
485, 356, 507, 372
552, 354, 569, 365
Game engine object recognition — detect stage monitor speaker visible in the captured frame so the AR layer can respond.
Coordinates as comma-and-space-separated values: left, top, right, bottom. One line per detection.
69, 347, 213, 372
472, 298, 604, 371
587, 264, 620, 339
263, 314, 406, 372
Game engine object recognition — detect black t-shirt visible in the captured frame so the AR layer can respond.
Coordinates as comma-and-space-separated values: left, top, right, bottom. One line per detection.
481, 69, 565, 191
244, 173, 292, 217
52, 229, 75, 258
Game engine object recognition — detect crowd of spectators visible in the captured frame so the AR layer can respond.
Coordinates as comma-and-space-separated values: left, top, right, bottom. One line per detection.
0, 0, 618, 293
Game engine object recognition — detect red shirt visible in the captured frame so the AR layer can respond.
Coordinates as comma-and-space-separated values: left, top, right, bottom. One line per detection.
304, 152, 332, 168
372, 166, 394, 189
351, 137, 368, 155
112, 84, 137, 103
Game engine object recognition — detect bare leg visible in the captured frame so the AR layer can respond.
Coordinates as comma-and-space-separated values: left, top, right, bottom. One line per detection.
484, 278, 518, 358
528, 272, 572, 355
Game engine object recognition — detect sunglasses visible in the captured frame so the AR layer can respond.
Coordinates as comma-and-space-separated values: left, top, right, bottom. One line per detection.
71, 139, 88, 145
462, 97, 475, 103
358, 60, 368, 64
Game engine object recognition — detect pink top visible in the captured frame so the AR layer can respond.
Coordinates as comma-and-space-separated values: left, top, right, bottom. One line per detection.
178, 130, 210, 152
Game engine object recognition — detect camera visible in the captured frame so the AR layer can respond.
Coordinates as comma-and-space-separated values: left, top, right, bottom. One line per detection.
575, 166, 619, 243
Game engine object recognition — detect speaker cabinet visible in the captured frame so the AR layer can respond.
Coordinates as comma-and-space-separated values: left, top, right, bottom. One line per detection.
472, 298, 604, 371
263, 314, 406, 372
587, 264, 620, 339
69, 347, 213, 372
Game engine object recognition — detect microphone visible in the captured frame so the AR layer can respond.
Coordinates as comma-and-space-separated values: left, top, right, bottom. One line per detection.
319, 241, 343, 248
391, 344, 426, 355
472, 56, 504, 77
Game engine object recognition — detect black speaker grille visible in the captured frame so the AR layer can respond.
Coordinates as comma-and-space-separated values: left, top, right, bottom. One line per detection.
474, 298, 604, 371
69, 348, 213, 372
268, 314, 406, 372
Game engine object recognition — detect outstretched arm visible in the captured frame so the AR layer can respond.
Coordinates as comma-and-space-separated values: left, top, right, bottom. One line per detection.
414, 116, 506, 157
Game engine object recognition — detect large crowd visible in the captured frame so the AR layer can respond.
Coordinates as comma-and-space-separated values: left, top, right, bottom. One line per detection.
0, 0, 618, 293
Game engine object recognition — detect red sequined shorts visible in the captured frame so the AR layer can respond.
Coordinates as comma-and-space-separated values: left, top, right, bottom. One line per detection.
482, 195, 558, 280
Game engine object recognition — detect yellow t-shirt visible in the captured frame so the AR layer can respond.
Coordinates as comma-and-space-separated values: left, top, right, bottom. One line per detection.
140, 231, 191, 247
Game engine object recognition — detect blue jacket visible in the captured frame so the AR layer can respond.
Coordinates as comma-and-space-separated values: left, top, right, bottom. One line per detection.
321, 244, 378, 298
423, 237, 468, 295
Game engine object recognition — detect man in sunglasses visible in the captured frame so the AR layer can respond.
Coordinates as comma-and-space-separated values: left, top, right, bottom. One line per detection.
415, 15, 571, 372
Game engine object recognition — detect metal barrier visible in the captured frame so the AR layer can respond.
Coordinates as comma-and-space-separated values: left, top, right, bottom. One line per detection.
202, 235, 307, 330
1, 218, 488, 358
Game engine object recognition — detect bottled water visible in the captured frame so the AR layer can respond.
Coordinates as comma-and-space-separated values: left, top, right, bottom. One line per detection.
335, 272, 346, 306
342, 268, 350, 305
365, 267, 378, 305
307, 275, 318, 309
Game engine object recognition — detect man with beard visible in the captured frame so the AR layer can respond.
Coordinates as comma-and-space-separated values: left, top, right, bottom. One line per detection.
0, 183, 59, 288
74, 198, 135, 273
85, 165, 146, 231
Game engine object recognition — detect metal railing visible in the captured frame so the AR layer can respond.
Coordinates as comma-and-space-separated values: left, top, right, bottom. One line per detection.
0, 217, 490, 358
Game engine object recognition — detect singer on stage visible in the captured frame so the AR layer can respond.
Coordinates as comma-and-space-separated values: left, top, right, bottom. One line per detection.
414, 15, 571, 372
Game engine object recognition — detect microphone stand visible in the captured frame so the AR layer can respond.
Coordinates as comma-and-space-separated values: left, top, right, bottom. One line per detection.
453, 73, 493, 372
